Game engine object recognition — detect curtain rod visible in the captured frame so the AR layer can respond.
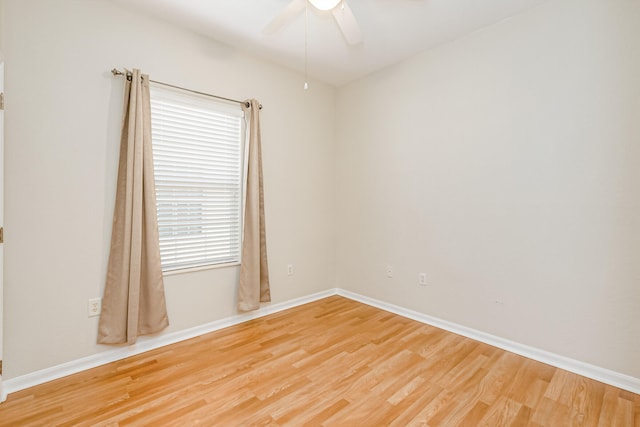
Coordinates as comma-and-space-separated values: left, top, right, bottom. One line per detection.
110, 68, 262, 110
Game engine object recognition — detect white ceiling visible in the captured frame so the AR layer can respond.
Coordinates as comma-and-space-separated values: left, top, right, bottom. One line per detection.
109, 0, 550, 87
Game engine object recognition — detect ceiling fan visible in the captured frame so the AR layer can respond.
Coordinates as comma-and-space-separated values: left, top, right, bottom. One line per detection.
264, 0, 363, 45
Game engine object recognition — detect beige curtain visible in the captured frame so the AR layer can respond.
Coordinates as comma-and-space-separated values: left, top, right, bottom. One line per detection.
98, 69, 169, 344
238, 99, 271, 311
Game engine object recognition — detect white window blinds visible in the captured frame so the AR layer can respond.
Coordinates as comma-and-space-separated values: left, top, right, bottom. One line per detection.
150, 83, 244, 271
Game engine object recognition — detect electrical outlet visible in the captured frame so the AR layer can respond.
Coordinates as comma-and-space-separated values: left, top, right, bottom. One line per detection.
419, 273, 427, 286
88, 298, 102, 317
287, 264, 294, 276
386, 264, 393, 278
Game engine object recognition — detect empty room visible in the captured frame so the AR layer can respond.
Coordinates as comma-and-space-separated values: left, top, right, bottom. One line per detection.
0, 0, 638, 425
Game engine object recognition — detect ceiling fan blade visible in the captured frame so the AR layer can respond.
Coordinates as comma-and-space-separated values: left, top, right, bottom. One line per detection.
263, 0, 306, 35
331, 2, 363, 45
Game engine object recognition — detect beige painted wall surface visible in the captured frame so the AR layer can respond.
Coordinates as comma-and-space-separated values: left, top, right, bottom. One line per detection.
3, 0, 336, 378
0, 0, 5, 369
335, 0, 640, 377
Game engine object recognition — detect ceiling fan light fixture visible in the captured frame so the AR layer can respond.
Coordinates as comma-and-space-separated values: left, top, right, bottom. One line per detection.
309, 0, 341, 11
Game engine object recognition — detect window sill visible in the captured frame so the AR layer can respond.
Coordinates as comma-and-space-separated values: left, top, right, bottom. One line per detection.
162, 261, 241, 276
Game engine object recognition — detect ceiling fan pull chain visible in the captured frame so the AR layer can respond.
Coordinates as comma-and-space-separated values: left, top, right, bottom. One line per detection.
304, 0, 309, 90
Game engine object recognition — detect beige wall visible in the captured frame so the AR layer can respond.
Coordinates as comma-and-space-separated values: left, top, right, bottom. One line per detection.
0, 43, 4, 366
335, 0, 640, 378
0, 0, 5, 367
2, 0, 336, 378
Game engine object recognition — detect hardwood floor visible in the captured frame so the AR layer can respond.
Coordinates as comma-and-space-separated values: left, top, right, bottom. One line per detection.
0, 296, 638, 426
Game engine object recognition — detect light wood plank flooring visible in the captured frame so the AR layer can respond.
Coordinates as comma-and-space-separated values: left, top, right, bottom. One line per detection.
0, 296, 638, 426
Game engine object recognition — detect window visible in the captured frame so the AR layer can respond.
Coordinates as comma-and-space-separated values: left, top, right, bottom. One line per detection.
150, 83, 245, 271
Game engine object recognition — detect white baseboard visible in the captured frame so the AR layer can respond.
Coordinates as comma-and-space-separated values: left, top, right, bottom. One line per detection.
2, 287, 638, 403
0, 289, 336, 402
336, 289, 640, 395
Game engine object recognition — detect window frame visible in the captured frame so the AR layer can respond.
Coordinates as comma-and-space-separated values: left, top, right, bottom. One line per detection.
149, 82, 246, 274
